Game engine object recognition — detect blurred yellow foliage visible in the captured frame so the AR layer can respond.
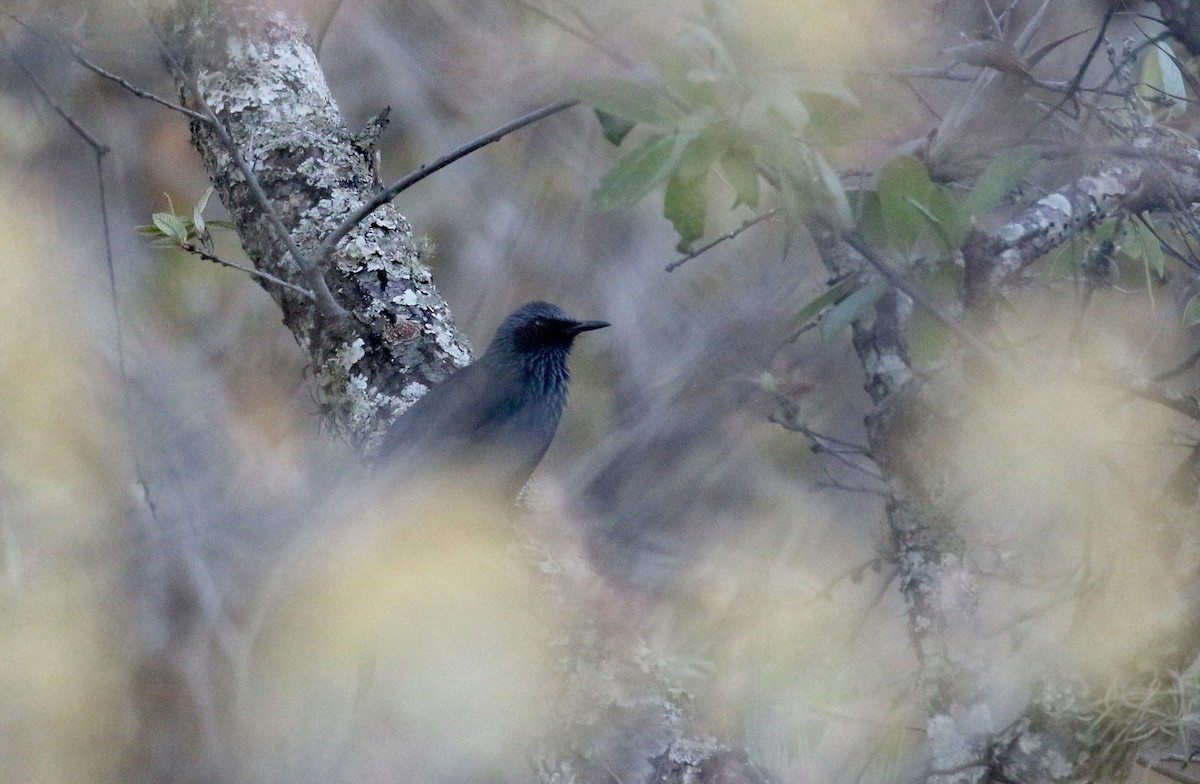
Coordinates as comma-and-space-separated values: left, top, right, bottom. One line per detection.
0, 178, 134, 784
237, 480, 561, 782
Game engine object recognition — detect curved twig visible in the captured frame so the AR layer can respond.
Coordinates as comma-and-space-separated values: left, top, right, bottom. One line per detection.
312, 98, 580, 269
2, 7, 208, 122
666, 208, 780, 272
180, 243, 317, 300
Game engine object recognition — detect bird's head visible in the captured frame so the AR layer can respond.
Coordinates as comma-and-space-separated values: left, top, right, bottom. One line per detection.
490, 301, 608, 353
483, 301, 609, 383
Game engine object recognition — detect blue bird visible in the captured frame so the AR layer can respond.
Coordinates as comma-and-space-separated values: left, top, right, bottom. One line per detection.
379, 301, 609, 497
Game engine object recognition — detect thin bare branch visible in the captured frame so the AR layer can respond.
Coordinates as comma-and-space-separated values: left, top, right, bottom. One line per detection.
899, 77, 942, 121
1135, 211, 1200, 275
1034, 7, 1116, 129
2, 7, 209, 122
8, 54, 108, 154
312, 98, 579, 270
13, 40, 140, 494
146, 20, 349, 319
809, 557, 885, 603
1013, 0, 1053, 52
512, 0, 635, 68
180, 242, 318, 300
665, 208, 780, 272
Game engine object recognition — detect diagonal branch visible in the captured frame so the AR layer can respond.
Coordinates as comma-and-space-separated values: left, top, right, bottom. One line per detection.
312, 98, 579, 269
179, 242, 317, 299
2, 7, 208, 122
665, 208, 779, 272
963, 132, 1200, 315
7, 53, 108, 153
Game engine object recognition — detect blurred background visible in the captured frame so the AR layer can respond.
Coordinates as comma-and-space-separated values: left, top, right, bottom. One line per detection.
3, 1, 1197, 783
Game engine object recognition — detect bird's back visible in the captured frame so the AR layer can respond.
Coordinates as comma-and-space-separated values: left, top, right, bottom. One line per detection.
378, 358, 564, 495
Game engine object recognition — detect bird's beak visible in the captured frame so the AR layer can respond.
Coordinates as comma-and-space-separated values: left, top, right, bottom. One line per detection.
568, 319, 610, 335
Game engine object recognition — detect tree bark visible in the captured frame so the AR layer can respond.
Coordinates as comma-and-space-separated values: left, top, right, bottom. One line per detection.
156, 0, 471, 449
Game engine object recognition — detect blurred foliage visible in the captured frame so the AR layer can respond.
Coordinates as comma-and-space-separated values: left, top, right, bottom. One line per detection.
0, 178, 135, 784
4, 1, 1200, 784
237, 481, 562, 783
579, 1, 862, 251
789, 148, 1037, 345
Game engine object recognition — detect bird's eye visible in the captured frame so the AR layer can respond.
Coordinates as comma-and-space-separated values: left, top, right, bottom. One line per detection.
531, 318, 545, 329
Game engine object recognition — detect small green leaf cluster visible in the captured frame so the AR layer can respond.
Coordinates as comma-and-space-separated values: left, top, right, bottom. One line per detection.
859, 147, 1039, 257
137, 187, 231, 249
579, 7, 858, 252
793, 148, 1039, 341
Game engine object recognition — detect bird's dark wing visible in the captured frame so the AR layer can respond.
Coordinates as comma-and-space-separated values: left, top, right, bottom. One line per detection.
378, 360, 561, 494
378, 361, 502, 460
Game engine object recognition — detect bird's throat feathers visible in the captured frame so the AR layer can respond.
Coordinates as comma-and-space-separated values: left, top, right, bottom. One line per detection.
486, 342, 572, 401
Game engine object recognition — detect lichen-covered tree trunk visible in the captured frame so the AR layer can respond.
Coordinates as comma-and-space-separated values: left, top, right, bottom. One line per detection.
156, 0, 470, 449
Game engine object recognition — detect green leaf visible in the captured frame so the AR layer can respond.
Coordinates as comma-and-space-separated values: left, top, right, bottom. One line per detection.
810, 149, 852, 229
964, 146, 1039, 218
152, 212, 189, 245
1141, 47, 1164, 101
192, 191, 211, 236
676, 107, 718, 140
1130, 217, 1166, 277
746, 72, 811, 133
577, 79, 680, 126
820, 277, 890, 340
653, 35, 723, 108
594, 133, 680, 210
595, 110, 636, 146
1139, 43, 1187, 115
909, 185, 966, 251
795, 77, 861, 108
772, 144, 849, 226
664, 173, 707, 252
855, 190, 888, 249
778, 168, 808, 222
676, 126, 728, 181
1158, 46, 1188, 116
768, 92, 811, 133
593, 112, 713, 211
195, 186, 214, 215
1045, 236, 1086, 278
877, 155, 935, 252
720, 145, 759, 208
791, 276, 859, 331
909, 306, 955, 363
738, 81, 808, 147
1184, 292, 1200, 326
